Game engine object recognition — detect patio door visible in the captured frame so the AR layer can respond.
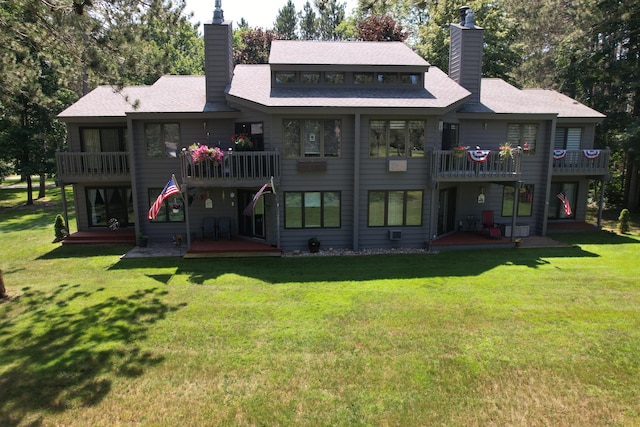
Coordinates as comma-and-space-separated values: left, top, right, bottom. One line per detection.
437, 187, 457, 235
238, 189, 266, 239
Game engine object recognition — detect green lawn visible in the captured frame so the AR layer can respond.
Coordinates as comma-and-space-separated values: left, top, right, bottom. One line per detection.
1, 180, 639, 426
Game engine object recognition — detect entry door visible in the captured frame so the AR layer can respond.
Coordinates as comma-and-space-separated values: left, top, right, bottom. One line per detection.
437, 187, 457, 235
238, 189, 266, 239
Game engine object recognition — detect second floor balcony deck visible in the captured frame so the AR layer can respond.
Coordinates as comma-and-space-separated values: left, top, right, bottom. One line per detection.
430, 149, 522, 182
552, 149, 610, 176
181, 150, 281, 187
56, 152, 130, 183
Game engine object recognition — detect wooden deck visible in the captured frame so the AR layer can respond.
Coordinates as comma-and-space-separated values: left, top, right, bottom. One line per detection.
184, 237, 282, 258
62, 229, 136, 244
430, 231, 514, 251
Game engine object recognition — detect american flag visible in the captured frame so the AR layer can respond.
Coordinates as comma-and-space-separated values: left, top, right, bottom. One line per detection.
148, 176, 180, 220
243, 178, 273, 216
556, 191, 572, 216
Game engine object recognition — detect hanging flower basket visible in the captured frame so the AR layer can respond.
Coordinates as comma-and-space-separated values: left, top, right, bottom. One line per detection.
231, 133, 254, 151
189, 143, 224, 165
499, 142, 514, 160
453, 145, 469, 158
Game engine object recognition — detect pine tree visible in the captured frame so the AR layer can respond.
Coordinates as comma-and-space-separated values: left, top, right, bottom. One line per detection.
274, 0, 298, 40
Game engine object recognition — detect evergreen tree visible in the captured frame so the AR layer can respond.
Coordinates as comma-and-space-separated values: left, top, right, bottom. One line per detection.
299, 1, 319, 40
315, 0, 346, 40
274, 0, 298, 40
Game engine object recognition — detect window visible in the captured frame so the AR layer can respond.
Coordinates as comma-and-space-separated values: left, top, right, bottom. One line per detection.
401, 73, 421, 85
145, 123, 180, 157
275, 72, 296, 84
507, 124, 537, 154
548, 182, 577, 219
81, 128, 127, 152
554, 127, 582, 150
148, 188, 184, 222
324, 72, 344, 84
301, 72, 320, 84
441, 123, 459, 150
283, 119, 341, 158
284, 191, 341, 228
501, 184, 534, 217
354, 72, 374, 84
368, 190, 423, 226
377, 73, 398, 84
86, 187, 134, 227
369, 120, 425, 158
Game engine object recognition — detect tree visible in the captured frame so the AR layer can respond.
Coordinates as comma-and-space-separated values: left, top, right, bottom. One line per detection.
233, 28, 283, 64
299, 1, 319, 40
0, 0, 204, 203
274, 0, 298, 40
315, 0, 347, 40
414, 0, 521, 83
356, 13, 408, 41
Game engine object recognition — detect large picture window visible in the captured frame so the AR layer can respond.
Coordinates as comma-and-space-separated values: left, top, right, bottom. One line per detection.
145, 123, 180, 158
81, 127, 127, 152
501, 184, 534, 217
284, 191, 340, 228
148, 188, 184, 222
283, 119, 341, 158
507, 124, 537, 154
368, 190, 423, 227
86, 187, 134, 227
369, 120, 425, 158
554, 127, 582, 150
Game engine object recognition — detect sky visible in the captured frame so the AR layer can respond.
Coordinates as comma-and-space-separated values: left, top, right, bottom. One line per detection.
184, 0, 359, 32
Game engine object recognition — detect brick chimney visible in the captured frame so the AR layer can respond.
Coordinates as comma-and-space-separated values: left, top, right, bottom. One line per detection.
204, 0, 233, 105
449, 6, 484, 105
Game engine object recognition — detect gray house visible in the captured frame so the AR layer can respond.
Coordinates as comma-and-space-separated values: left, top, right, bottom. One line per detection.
56, 4, 608, 253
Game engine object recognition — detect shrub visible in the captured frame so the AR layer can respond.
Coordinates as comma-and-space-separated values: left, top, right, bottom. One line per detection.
618, 208, 631, 233
53, 214, 68, 242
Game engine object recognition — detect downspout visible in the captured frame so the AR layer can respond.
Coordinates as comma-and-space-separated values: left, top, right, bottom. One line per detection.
541, 118, 557, 236
126, 115, 140, 239
184, 183, 191, 248
353, 113, 361, 250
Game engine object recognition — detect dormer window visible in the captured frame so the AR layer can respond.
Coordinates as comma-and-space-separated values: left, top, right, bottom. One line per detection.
324, 72, 344, 84
354, 72, 374, 84
402, 73, 421, 85
377, 73, 398, 84
275, 72, 296, 84
301, 72, 320, 84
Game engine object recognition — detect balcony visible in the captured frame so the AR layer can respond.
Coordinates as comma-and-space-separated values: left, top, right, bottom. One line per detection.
56, 152, 130, 183
430, 150, 522, 182
552, 149, 610, 176
181, 150, 281, 187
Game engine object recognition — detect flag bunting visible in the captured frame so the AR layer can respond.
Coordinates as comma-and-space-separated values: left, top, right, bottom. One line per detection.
468, 150, 490, 163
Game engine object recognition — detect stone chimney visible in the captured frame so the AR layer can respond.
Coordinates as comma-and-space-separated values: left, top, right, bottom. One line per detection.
204, 0, 233, 105
449, 6, 484, 105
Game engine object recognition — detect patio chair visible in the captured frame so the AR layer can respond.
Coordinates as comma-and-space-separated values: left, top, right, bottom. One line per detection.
481, 210, 502, 239
202, 217, 217, 240
217, 216, 231, 240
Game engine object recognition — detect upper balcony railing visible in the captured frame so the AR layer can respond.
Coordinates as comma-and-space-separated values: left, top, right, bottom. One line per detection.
181, 150, 281, 187
431, 149, 522, 182
56, 151, 130, 182
552, 149, 610, 176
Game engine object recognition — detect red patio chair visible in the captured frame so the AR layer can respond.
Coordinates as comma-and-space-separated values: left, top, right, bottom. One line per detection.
482, 210, 502, 239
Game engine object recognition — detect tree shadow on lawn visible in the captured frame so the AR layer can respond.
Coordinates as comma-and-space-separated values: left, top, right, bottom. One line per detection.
110, 246, 600, 284
552, 230, 639, 245
0, 284, 184, 426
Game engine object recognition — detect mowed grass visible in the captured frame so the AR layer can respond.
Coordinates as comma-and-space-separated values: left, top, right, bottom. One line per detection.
1, 179, 639, 426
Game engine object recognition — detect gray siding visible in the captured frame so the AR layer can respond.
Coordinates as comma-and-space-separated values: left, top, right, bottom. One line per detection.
449, 24, 483, 105
204, 22, 233, 105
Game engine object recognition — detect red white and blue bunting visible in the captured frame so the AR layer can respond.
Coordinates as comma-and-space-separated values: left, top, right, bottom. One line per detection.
468, 150, 491, 163
583, 149, 601, 160
553, 149, 567, 160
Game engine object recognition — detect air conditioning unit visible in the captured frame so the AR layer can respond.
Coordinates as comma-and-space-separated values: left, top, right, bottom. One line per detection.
389, 230, 402, 240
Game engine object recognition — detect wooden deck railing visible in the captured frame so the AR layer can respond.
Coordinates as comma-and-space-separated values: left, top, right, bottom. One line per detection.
181, 150, 281, 186
552, 149, 610, 175
431, 150, 522, 182
56, 152, 130, 182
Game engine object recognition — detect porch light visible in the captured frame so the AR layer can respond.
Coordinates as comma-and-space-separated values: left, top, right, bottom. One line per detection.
477, 187, 485, 204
